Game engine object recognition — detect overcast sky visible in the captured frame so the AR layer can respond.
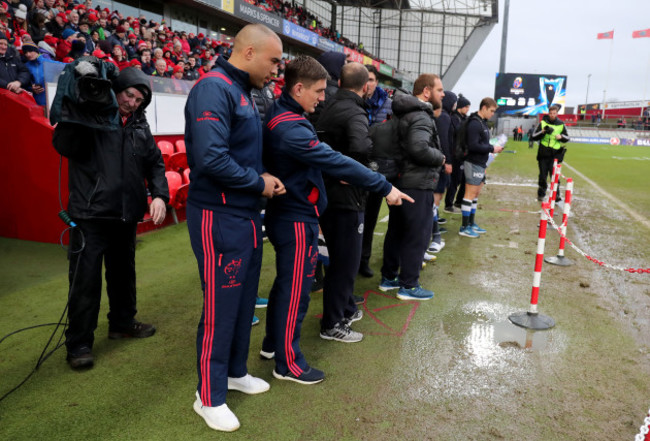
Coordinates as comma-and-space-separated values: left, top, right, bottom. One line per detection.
453, 0, 650, 112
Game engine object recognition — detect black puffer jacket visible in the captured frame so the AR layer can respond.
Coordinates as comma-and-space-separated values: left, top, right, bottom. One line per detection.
53, 67, 169, 223
309, 51, 346, 125
315, 88, 373, 211
392, 94, 445, 190
251, 84, 275, 123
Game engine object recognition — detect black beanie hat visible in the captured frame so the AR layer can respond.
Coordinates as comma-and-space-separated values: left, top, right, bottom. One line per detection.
457, 94, 471, 109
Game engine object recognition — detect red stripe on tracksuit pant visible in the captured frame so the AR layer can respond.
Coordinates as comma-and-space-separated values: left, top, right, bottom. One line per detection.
186, 202, 263, 407
261, 217, 318, 377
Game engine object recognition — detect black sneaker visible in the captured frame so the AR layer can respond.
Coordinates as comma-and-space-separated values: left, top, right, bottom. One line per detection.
438, 217, 447, 224
443, 206, 457, 214
439, 227, 448, 234
358, 263, 374, 278
67, 345, 94, 369
273, 367, 325, 385
108, 320, 156, 339
453, 202, 462, 209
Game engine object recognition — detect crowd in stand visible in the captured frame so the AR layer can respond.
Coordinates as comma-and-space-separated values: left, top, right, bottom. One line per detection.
0, 0, 386, 104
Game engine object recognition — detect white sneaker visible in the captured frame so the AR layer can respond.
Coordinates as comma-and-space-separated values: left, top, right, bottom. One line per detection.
423, 252, 437, 262
227, 374, 270, 394
193, 392, 240, 432
427, 241, 445, 253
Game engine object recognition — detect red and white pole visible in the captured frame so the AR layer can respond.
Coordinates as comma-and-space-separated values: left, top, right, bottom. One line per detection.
509, 202, 556, 330
545, 178, 574, 266
548, 161, 562, 218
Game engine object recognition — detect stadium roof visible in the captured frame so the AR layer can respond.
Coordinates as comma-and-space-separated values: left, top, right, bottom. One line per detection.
327, 0, 494, 14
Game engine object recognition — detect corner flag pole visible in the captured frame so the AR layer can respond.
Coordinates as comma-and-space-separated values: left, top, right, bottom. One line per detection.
602, 33, 614, 120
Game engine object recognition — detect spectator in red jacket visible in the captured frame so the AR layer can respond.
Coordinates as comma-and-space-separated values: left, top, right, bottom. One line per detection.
112, 44, 130, 70
56, 28, 75, 61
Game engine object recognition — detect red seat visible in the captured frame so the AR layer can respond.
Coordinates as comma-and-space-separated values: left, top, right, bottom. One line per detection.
182, 167, 191, 184
158, 140, 174, 168
167, 152, 188, 172
172, 183, 189, 210
175, 139, 186, 153
165, 170, 182, 203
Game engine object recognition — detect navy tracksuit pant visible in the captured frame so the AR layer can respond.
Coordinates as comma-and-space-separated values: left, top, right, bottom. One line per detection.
262, 218, 318, 376
319, 208, 363, 330
186, 203, 262, 407
381, 189, 434, 289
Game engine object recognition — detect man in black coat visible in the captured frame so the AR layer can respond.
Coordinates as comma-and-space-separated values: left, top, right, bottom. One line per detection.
379, 74, 445, 301
0, 35, 31, 93
52, 66, 169, 369
314, 62, 373, 343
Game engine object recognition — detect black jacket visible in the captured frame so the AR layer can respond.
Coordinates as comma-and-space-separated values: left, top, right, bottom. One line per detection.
450, 110, 467, 163
0, 46, 31, 90
251, 84, 275, 123
437, 91, 457, 163
52, 67, 169, 223
309, 51, 346, 125
465, 112, 493, 168
315, 88, 373, 211
391, 94, 445, 190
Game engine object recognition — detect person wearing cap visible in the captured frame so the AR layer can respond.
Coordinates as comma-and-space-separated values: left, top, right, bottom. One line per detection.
56, 27, 76, 61
112, 44, 129, 70
77, 18, 95, 53
0, 33, 30, 94
52, 66, 168, 370
129, 58, 141, 69
22, 41, 48, 105
107, 24, 126, 49
445, 94, 471, 213
171, 63, 184, 80
125, 32, 138, 60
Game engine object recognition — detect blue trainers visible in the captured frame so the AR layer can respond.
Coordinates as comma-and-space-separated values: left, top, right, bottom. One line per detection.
379, 277, 400, 291
469, 223, 486, 234
459, 226, 480, 238
255, 296, 269, 309
396, 286, 434, 301
252, 316, 260, 326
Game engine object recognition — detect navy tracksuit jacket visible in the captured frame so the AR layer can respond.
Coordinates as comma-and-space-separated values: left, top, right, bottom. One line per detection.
262, 92, 391, 376
184, 56, 264, 407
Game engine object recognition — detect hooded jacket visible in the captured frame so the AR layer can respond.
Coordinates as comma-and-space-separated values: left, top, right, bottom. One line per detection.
315, 88, 375, 211
263, 92, 391, 223
367, 85, 392, 126
309, 51, 346, 125
52, 67, 169, 222
464, 111, 494, 168
391, 93, 445, 190
437, 91, 457, 163
184, 55, 266, 218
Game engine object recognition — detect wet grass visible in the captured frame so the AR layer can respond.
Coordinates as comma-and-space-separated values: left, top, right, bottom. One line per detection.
1, 142, 650, 440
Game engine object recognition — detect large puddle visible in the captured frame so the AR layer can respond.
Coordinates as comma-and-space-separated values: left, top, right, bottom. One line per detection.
398, 301, 567, 402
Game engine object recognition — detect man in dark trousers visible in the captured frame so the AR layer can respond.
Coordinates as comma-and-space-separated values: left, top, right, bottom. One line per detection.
52, 66, 169, 370
314, 62, 379, 342
359, 64, 393, 278
260, 55, 411, 382
379, 74, 446, 301
184, 24, 285, 432
445, 94, 470, 213
531, 104, 570, 202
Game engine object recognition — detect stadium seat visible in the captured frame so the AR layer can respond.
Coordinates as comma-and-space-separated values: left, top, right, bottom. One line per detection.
182, 167, 191, 184
175, 139, 186, 153
167, 152, 188, 172
165, 170, 182, 202
173, 184, 189, 210
158, 140, 174, 168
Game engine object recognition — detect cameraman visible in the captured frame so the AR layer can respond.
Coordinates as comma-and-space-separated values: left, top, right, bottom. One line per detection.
53, 65, 169, 369
531, 105, 570, 202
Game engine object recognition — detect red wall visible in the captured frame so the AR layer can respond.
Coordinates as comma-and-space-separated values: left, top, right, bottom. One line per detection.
0, 90, 184, 244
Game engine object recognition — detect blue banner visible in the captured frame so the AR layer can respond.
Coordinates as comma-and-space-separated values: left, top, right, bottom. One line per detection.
234, 0, 283, 33
316, 37, 343, 53
282, 20, 318, 47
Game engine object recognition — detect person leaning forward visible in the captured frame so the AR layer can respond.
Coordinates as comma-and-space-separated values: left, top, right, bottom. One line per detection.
184, 24, 285, 433
260, 56, 412, 382
52, 65, 169, 370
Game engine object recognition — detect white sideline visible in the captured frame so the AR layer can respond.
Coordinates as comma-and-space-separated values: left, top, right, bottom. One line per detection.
562, 162, 650, 231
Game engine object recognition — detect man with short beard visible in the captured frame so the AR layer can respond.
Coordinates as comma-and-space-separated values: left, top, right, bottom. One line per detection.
379, 74, 446, 301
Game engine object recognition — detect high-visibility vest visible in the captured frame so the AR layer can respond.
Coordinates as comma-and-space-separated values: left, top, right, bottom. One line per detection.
540, 120, 564, 149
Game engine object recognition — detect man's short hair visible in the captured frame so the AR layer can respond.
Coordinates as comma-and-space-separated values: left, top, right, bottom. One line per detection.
340, 62, 368, 91
549, 104, 560, 112
479, 97, 497, 109
285, 55, 329, 92
413, 73, 440, 96
365, 64, 378, 77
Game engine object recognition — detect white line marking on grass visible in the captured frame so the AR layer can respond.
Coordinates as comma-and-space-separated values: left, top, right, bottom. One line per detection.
379, 215, 389, 223
489, 182, 537, 188
562, 162, 650, 231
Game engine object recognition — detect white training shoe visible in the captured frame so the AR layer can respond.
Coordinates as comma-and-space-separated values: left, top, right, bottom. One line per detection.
227, 374, 270, 395
193, 392, 240, 432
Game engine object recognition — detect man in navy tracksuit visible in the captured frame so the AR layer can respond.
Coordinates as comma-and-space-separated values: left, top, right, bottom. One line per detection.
184, 24, 285, 432
261, 56, 411, 383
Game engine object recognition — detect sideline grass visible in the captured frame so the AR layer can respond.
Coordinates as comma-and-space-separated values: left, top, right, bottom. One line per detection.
1, 142, 650, 440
